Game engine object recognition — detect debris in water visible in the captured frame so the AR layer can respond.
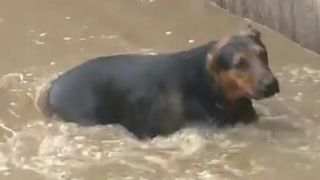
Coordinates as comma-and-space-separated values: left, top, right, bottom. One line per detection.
165, 31, 172, 35
63, 37, 71, 41
34, 40, 45, 45
102, 35, 118, 39
80, 37, 87, 41
65, 16, 71, 20
39, 32, 47, 37
50, 61, 56, 66
27, 92, 33, 99
188, 39, 195, 43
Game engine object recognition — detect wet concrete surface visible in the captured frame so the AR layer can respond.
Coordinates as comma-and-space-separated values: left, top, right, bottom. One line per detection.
0, 0, 320, 179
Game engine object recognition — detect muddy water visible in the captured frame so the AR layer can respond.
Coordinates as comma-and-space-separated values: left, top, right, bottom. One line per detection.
0, 0, 320, 179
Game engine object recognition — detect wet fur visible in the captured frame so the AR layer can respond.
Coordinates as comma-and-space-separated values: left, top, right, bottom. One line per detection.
43, 40, 260, 139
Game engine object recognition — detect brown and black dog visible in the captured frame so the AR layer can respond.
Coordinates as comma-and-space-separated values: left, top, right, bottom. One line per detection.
40, 25, 279, 139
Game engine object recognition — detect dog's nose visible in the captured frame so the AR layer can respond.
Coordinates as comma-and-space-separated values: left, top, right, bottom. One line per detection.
259, 74, 280, 97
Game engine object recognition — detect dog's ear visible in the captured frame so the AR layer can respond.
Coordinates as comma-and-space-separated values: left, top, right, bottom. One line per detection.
239, 24, 261, 39
206, 52, 217, 73
206, 37, 230, 73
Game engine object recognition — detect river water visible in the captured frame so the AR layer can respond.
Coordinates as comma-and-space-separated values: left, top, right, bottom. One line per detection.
1, 0, 320, 179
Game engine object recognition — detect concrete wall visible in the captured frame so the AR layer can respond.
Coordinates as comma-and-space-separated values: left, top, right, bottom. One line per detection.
210, 0, 320, 54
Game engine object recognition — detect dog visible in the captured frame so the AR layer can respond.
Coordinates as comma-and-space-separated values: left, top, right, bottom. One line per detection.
39, 25, 279, 139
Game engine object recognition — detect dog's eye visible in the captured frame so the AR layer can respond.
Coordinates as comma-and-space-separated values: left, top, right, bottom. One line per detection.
234, 57, 249, 70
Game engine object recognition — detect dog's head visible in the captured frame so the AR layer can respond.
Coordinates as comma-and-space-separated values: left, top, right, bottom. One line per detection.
207, 25, 279, 100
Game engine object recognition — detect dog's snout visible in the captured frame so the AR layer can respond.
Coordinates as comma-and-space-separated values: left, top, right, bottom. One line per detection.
260, 74, 275, 88
259, 74, 279, 97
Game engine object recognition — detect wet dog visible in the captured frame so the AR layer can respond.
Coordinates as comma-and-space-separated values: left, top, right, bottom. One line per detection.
40, 25, 279, 139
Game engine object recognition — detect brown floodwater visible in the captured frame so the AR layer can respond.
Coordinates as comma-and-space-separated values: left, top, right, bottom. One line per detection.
1, 0, 320, 179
